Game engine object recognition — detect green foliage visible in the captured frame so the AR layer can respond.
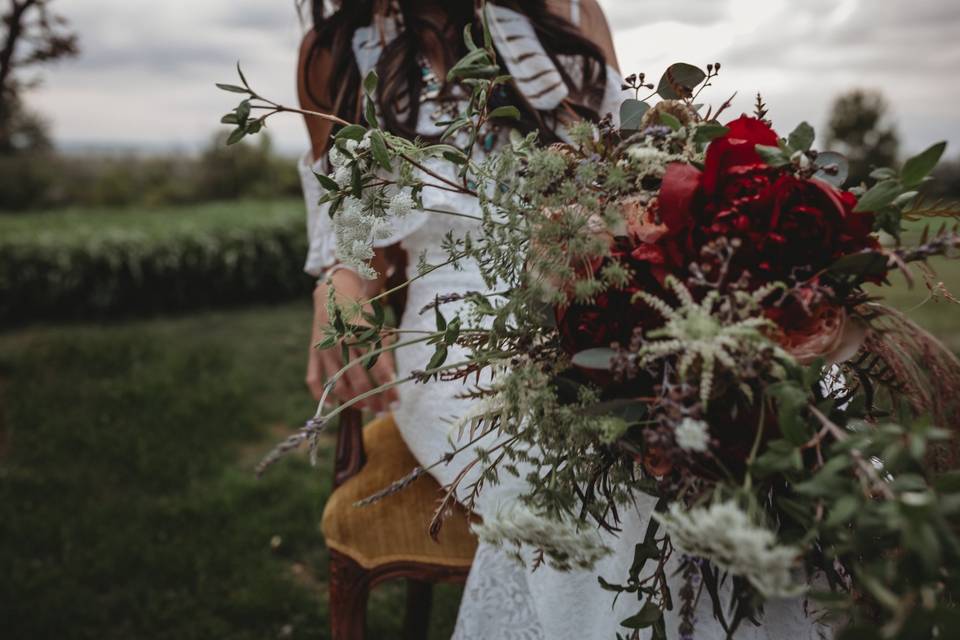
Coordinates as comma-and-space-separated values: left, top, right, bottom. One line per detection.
0, 305, 462, 640
0, 200, 312, 324
656, 63, 707, 100
619, 99, 650, 132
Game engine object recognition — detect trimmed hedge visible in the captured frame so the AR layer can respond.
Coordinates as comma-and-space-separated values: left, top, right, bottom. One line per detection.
0, 200, 313, 324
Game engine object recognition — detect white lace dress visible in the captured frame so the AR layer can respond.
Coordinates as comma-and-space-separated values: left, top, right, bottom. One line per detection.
299, 6, 832, 639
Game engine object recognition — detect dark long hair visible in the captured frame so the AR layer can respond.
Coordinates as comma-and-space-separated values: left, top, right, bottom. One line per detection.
304, 0, 608, 141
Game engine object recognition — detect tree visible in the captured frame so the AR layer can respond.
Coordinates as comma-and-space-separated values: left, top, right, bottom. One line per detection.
825, 89, 900, 187
0, 0, 78, 153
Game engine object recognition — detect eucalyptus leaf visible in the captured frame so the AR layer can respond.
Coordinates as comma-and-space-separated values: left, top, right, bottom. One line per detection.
693, 123, 729, 144
657, 63, 706, 100
766, 381, 811, 445
756, 144, 791, 168
351, 164, 363, 198
369, 130, 393, 171
364, 96, 378, 128
854, 179, 902, 213
463, 23, 478, 51
427, 344, 448, 370
226, 127, 247, 146
363, 70, 379, 97
236, 62, 249, 88
435, 304, 447, 332
216, 83, 248, 94
787, 121, 815, 152
336, 124, 367, 141
571, 348, 616, 370
236, 99, 251, 123
659, 112, 683, 131
488, 105, 521, 120
619, 98, 650, 132
826, 251, 889, 281
813, 151, 849, 188
621, 601, 663, 629
825, 495, 860, 527
901, 141, 947, 188
315, 172, 339, 192
870, 167, 897, 181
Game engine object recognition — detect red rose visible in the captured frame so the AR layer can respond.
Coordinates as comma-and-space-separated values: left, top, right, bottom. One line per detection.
658, 115, 879, 283
702, 115, 779, 195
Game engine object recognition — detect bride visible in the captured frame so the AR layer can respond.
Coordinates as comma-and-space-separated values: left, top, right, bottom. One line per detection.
297, 1, 832, 637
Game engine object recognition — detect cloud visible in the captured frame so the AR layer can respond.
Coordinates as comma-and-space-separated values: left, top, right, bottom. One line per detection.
607, 0, 960, 154
597, 0, 729, 28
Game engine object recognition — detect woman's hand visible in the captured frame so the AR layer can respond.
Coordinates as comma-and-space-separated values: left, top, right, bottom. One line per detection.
306, 267, 399, 413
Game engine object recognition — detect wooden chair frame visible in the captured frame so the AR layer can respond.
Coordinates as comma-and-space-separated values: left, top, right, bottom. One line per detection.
327, 408, 472, 639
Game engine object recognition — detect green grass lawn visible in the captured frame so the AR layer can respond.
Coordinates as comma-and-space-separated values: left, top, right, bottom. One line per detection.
0, 302, 461, 640
0, 199, 305, 241
867, 222, 960, 351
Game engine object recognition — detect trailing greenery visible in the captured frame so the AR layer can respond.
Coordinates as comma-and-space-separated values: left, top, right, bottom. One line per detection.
0, 199, 313, 324
0, 303, 462, 640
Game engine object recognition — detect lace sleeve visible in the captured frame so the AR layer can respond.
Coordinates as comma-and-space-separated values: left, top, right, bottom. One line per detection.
298, 152, 336, 277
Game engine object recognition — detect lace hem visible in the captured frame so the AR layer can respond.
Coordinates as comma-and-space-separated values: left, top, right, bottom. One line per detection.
451, 543, 546, 640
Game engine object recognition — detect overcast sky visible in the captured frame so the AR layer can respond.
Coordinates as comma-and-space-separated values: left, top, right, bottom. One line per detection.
25, 0, 960, 156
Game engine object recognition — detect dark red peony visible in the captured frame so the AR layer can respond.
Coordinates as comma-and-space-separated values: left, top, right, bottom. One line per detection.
555, 238, 668, 355
659, 115, 879, 283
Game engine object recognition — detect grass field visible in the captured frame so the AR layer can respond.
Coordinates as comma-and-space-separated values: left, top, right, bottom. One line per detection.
0, 302, 461, 640
0, 199, 304, 241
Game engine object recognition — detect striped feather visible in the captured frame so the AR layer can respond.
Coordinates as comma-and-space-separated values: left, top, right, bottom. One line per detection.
484, 4, 569, 110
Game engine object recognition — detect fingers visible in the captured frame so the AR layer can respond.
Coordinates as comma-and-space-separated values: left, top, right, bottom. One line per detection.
305, 359, 326, 402
322, 350, 366, 410
343, 348, 377, 410
323, 347, 398, 414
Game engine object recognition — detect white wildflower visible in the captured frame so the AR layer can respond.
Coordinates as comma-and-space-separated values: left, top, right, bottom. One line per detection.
333, 165, 352, 188
329, 145, 348, 169
387, 190, 416, 218
674, 418, 710, 452
655, 502, 806, 598
369, 217, 394, 241
450, 394, 505, 442
626, 145, 672, 178
358, 132, 372, 151
332, 197, 378, 279
473, 501, 612, 571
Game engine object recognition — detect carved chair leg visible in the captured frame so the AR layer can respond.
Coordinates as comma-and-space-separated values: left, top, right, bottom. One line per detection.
329, 550, 370, 640
402, 579, 434, 640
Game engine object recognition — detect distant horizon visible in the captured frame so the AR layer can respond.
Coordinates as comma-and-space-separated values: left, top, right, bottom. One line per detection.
53, 136, 304, 158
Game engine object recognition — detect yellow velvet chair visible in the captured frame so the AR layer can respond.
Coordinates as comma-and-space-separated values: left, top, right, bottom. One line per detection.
321, 408, 478, 639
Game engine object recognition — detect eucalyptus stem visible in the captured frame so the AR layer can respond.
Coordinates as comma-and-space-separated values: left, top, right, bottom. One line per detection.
363, 252, 470, 307
315, 335, 434, 411
421, 207, 484, 221
743, 398, 767, 491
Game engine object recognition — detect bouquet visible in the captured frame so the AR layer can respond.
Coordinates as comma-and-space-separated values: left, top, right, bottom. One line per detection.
222, 25, 960, 639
